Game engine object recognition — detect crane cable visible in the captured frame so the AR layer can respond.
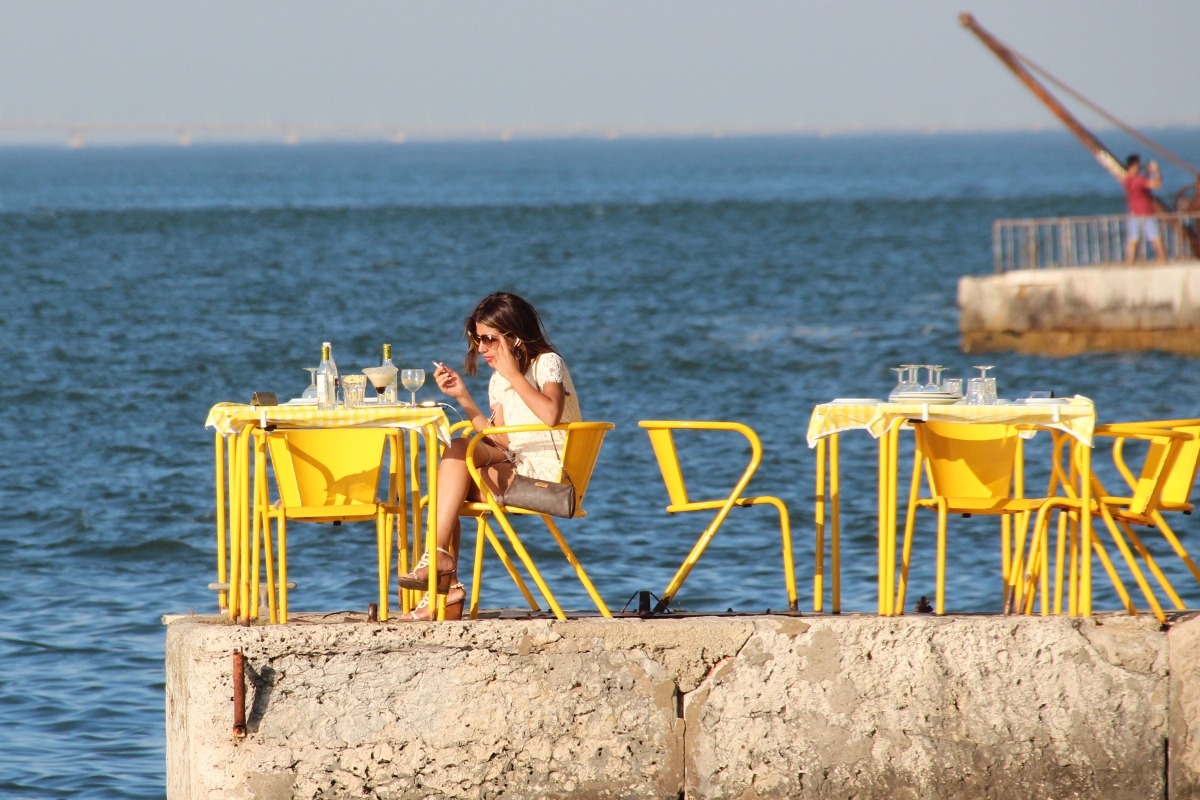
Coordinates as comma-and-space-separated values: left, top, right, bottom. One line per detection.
1005, 44, 1200, 177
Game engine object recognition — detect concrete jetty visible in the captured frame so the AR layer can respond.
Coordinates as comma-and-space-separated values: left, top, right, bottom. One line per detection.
166, 611, 1200, 799
958, 260, 1200, 356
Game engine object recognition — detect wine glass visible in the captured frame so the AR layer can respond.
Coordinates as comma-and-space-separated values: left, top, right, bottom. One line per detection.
302, 367, 318, 399
363, 365, 398, 405
889, 367, 906, 399
401, 369, 425, 406
902, 364, 920, 392
923, 365, 944, 392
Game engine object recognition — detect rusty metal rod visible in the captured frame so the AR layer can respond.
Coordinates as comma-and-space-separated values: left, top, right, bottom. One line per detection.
232, 649, 247, 738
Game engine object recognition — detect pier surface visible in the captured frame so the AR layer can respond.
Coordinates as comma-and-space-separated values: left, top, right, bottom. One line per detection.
166, 611, 1200, 799
958, 260, 1200, 355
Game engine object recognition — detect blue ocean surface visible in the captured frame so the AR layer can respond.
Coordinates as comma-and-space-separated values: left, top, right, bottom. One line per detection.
1, 132, 1199, 798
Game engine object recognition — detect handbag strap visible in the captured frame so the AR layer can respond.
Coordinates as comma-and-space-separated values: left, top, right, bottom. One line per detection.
546, 427, 573, 488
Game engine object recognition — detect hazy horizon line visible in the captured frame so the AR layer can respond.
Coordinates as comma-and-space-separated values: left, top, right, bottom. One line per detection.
2, 118, 1199, 149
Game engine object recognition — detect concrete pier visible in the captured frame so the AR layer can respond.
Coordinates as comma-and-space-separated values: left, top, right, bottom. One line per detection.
165, 611, 1200, 799
958, 261, 1200, 355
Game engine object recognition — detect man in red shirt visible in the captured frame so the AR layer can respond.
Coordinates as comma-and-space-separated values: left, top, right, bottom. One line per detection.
1123, 153, 1166, 264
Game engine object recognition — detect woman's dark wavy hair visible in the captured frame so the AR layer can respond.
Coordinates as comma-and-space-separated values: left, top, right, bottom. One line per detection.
462, 292, 557, 377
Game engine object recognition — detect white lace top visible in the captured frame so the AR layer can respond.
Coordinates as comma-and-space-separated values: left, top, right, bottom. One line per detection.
487, 352, 582, 481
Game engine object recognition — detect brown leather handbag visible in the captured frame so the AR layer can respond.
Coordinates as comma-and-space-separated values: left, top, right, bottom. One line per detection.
495, 431, 575, 518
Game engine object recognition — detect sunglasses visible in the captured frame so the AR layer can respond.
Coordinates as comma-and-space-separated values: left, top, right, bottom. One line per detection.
469, 332, 507, 346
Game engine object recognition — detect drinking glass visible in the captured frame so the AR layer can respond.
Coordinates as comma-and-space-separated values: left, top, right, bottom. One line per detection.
889, 368, 906, 400
942, 378, 963, 397
302, 367, 318, 399
401, 369, 425, 406
342, 375, 367, 408
984, 377, 998, 403
965, 377, 988, 405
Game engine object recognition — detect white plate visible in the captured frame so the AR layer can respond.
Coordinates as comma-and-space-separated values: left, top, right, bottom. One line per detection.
1017, 397, 1071, 405
890, 395, 960, 405
283, 397, 318, 406
830, 398, 881, 405
890, 393, 959, 401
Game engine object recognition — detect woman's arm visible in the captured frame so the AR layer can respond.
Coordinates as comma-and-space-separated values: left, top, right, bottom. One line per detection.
493, 340, 565, 427
433, 364, 490, 432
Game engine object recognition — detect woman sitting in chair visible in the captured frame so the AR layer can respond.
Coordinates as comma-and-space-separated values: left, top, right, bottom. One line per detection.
397, 291, 582, 620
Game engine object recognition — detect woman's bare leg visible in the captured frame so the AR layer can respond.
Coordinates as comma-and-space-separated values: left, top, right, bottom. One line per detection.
407, 437, 514, 578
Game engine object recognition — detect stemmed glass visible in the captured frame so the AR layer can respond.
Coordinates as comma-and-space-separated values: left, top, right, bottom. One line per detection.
401, 369, 425, 406
923, 365, 944, 392
363, 365, 398, 405
302, 367, 318, 399
890, 368, 907, 399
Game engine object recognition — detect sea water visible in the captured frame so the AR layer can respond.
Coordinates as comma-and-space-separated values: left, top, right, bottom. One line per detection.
1, 132, 1199, 797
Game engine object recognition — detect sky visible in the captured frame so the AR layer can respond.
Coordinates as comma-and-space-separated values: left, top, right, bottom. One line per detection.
0, 0, 1197, 142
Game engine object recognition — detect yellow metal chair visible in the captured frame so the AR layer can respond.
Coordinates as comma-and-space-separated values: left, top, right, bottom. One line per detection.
637, 420, 797, 612
404, 420, 543, 621
898, 422, 1074, 615
257, 427, 404, 624
1049, 420, 1200, 623
462, 422, 615, 621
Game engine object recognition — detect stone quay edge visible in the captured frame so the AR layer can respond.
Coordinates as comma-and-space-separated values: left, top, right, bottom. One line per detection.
166, 611, 1200, 800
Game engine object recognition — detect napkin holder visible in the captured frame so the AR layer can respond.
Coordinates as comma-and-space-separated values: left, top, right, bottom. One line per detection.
251, 392, 278, 407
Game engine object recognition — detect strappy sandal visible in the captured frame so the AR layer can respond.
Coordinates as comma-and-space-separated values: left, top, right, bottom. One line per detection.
397, 547, 457, 593
399, 582, 466, 621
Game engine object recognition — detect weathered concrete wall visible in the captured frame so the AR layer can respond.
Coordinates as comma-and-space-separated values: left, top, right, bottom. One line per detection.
166, 612, 1200, 799
958, 261, 1200, 355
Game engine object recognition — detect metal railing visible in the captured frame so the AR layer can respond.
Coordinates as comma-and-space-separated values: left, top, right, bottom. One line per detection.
992, 213, 1199, 272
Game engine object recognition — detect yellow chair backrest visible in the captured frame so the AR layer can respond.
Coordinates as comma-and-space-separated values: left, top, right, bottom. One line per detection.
560, 422, 614, 515
917, 422, 1018, 500
639, 421, 762, 509
1128, 436, 1177, 515
646, 429, 690, 506
1161, 422, 1200, 507
267, 428, 388, 508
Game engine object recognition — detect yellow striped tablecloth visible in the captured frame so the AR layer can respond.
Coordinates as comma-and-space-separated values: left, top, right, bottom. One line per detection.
806, 396, 1096, 448
205, 402, 452, 442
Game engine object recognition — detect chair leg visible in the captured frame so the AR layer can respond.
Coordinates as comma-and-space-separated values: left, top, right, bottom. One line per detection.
1098, 504, 1166, 622
896, 447, 922, 616
491, 508, 566, 619
262, 510, 277, 624
774, 500, 797, 613
277, 516, 289, 624
1053, 509, 1068, 615
1021, 504, 1057, 614
541, 516, 612, 618
1089, 523, 1136, 616
1121, 521, 1185, 610
377, 508, 389, 622
483, 520, 540, 612
250, 504, 262, 620
1155, 511, 1200, 585
935, 501, 947, 615
1067, 510, 1080, 616
470, 517, 487, 620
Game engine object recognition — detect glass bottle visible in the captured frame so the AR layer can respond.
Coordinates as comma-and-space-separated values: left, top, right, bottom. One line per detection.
381, 343, 399, 405
316, 342, 338, 410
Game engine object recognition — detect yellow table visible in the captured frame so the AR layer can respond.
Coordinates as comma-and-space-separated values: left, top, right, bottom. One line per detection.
806, 397, 1096, 616
206, 402, 452, 622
